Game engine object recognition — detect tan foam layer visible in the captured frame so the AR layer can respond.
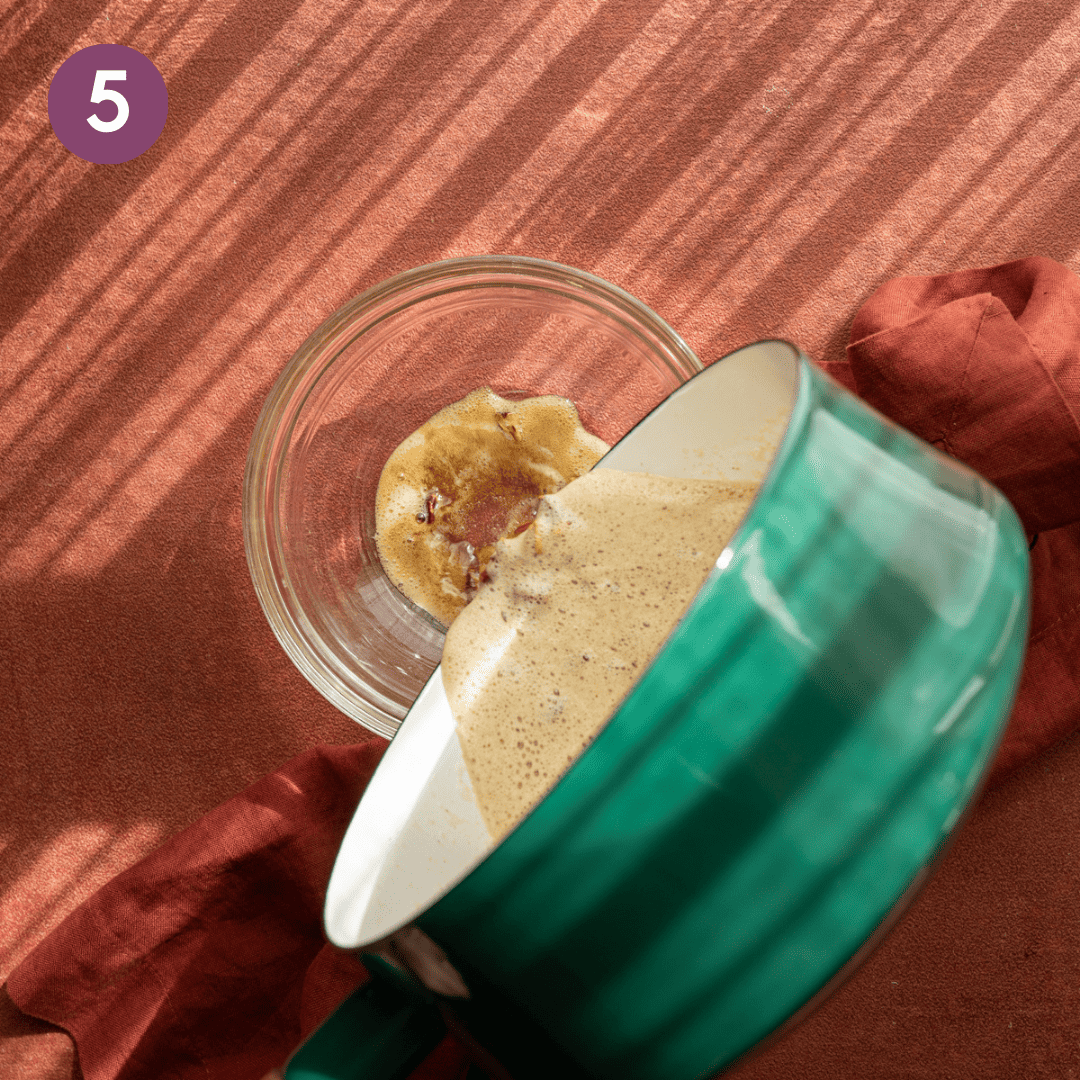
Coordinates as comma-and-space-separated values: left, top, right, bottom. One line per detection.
441, 469, 758, 842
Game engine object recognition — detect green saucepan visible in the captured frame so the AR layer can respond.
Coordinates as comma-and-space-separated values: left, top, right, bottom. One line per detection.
287, 340, 1029, 1080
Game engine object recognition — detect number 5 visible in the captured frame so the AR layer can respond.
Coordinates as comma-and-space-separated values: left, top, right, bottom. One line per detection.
87, 70, 129, 133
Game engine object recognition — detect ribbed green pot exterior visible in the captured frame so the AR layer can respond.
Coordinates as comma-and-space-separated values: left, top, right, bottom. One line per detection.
418, 356, 1030, 1079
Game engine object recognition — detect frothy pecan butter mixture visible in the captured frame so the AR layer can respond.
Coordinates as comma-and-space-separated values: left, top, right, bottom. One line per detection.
375, 388, 609, 628
442, 469, 757, 841
375, 389, 758, 842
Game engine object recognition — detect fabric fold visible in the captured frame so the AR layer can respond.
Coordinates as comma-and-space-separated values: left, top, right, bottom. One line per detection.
838, 257, 1080, 784
8, 743, 384, 1080
845, 256, 1080, 535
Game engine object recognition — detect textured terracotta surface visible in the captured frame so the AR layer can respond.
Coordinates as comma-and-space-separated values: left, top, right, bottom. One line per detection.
3, 0, 1080, 1076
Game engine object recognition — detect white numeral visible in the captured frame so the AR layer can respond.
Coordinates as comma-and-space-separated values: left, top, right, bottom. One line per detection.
87, 70, 129, 133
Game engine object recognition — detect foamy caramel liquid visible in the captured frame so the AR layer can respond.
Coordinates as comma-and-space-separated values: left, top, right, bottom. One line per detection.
441, 469, 758, 842
375, 388, 609, 627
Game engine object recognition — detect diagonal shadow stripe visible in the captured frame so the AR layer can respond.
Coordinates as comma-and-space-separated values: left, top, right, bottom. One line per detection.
0, 0, 542, 413
0, 0, 411, 442
696, 0, 1080, 358
612, 0, 971, 337
0, 0, 310, 340
0, 0, 684, 552
360, 0, 671, 287
502, 0, 833, 262
0, 0, 110, 129
648, 1, 967, 300
956, 117, 1080, 265
552, 2, 846, 264
0, 0, 222, 220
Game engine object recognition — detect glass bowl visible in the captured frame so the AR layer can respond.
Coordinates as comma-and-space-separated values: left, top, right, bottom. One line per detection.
243, 256, 702, 738
298, 342, 1030, 1080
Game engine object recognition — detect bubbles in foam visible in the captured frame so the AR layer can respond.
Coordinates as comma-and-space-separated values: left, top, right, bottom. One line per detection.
442, 469, 758, 842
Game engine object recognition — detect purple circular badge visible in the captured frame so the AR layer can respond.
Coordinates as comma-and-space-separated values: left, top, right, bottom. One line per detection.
48, 44, 168, 165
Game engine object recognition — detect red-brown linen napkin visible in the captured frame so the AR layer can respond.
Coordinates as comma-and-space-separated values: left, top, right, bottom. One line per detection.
8, 257, 1080, 1080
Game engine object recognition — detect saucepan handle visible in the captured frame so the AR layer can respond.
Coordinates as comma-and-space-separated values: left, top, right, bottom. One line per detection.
283, 954, 447, 1080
